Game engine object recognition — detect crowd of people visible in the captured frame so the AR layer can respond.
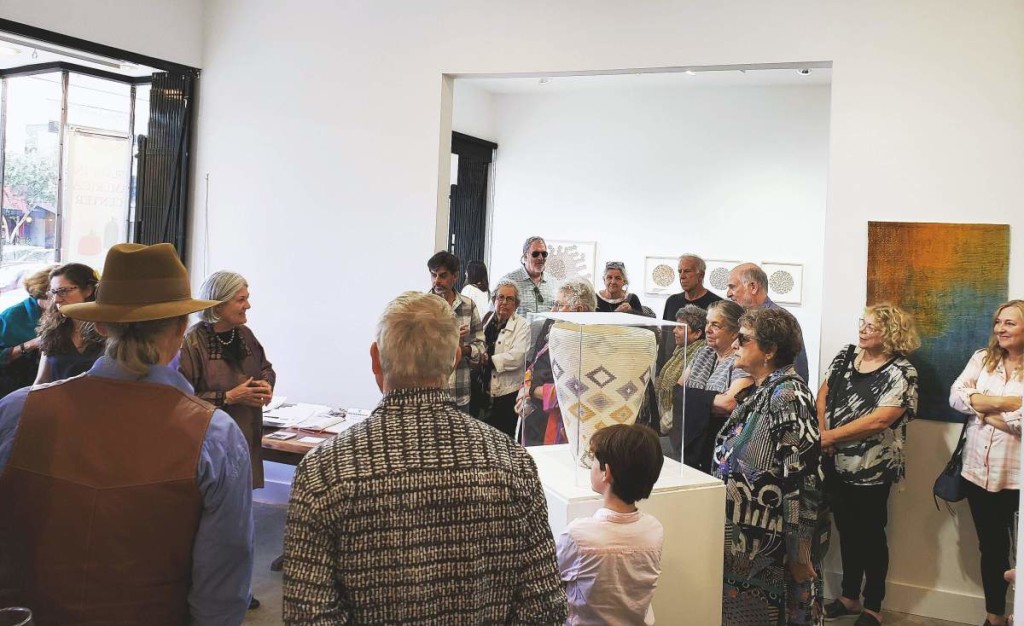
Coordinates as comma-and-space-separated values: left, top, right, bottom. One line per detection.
0, 237, 1020, 626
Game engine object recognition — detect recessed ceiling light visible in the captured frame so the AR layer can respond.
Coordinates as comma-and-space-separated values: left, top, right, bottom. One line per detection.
798, 68, 811, 76
538, 78, 551, 85
0, 44, 21, 56
685, 69, 696, 76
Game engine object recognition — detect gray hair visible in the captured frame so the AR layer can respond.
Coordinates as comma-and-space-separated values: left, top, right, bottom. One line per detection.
521, 236, 546, 255
678, 254, 707, 275
376, 291, 459, 389
707, 299, 745, 333
675, 304, 707, 336
492, 278, 520, 305
736, 264, 768, 291
197, 271, 248, 324
557, 277, 597, 312
603, 261, 629, 285
104, 315, 188, 375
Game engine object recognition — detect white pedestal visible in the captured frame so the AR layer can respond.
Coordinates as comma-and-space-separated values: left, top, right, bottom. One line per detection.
528, 444, 725, 625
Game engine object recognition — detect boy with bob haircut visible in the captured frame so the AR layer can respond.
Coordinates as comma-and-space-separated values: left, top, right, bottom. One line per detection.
556, 424, 666, 625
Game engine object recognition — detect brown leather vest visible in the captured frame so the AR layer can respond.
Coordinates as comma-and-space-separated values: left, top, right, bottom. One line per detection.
0, 375, 213, 625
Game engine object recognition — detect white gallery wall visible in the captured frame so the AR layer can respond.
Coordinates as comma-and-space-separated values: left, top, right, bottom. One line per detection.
6, 0, 1024, 622
0, 0, 203, 67
460, 82, 830, 379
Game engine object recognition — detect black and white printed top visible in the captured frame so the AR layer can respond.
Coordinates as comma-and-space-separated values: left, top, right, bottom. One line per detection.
824, 344, 919, 485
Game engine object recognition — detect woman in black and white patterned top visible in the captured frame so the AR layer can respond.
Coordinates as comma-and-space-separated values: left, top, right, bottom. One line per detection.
817, 303, 920, 626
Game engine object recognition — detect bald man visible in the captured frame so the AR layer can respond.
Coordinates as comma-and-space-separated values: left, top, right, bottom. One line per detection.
726, 262, 810, 382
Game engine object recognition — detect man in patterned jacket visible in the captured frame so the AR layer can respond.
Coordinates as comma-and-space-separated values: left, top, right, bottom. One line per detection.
283, 291, 566, 625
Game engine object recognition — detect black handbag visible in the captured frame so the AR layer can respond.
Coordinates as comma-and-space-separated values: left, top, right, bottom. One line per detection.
933, 418, 970, 508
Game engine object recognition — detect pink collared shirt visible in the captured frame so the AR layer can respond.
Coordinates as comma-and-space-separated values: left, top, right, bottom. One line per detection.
950, 350, 1023, 492
556, 507, 663, 626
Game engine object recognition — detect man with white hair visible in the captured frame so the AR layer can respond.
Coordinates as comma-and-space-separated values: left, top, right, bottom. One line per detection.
283, 291, 567, 625
726, 262, 810, 382
662, 253, 722, 323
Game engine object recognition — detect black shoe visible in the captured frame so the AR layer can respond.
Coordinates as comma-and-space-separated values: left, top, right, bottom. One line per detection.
249, 596, 260, 610
854, 613, 881, 626
824, 599, 857, 620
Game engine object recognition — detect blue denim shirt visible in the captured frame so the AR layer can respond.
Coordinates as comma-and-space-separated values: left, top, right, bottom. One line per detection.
0, 356, 254, 625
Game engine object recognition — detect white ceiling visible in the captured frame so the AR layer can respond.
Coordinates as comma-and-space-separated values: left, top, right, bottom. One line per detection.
0, 32, 157, 78
459, 66, 831, 95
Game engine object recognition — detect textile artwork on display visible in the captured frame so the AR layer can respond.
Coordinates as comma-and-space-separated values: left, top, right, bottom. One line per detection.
866, 221, 1009, 422
704, 259, 740, 299
546, 240, 597, 284
644, 256, 681, 296
548, 321, 656, 467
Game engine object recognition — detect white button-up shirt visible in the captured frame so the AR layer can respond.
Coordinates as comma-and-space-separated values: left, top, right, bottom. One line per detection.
556, 507, 663, 626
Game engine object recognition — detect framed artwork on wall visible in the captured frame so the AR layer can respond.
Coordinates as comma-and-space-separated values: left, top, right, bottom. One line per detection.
866, 221, 1010, 422
644, 256, 681, 295
546, 240, 597, 284
761, 262, 803, 305
704, 259, 739, 299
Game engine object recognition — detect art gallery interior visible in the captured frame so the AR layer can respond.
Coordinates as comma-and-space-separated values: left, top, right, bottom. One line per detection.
1, 1, 1023, 624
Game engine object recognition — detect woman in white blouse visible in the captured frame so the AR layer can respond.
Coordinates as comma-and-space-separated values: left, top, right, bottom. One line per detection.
461, 261, 491, 318
478, 279, 531, 438
950, 299, 1024, 626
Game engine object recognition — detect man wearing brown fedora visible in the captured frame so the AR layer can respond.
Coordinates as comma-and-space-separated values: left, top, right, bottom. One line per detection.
0, 243, 255, 624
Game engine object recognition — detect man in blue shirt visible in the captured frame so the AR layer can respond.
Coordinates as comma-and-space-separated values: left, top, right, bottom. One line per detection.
0, 243, 254, 625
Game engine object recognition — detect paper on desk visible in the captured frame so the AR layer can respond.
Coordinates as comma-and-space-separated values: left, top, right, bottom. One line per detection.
263, 403, 332, 427
262, 395, 287, 412
323, 408, 374, 433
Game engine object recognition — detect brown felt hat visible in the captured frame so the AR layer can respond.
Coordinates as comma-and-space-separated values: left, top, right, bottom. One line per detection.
60, 243, 220, 323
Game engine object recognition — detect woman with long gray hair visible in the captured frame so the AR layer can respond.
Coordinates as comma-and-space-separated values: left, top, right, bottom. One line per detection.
179, 271, 276, 490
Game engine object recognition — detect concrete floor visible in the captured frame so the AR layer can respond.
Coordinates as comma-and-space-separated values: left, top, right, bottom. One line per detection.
242, 501, 976, 626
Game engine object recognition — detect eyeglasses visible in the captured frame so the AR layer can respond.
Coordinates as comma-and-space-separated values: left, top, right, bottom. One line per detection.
605, 261, 625, 270
530, 250, 548, 259
495, 295, 516, 303
533, 284, 544, 304
736, 332, 754, 346
48, 286, 80, 298
858, 318, 880, 334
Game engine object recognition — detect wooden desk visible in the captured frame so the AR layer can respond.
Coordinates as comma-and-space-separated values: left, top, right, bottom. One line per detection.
261, 427, 335, 466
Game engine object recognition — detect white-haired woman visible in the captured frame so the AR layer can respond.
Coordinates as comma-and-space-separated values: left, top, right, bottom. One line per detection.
179, 271, 275, 490
517, 278, 597, 445
596, 261, 642, 313
479, 279, 531, 438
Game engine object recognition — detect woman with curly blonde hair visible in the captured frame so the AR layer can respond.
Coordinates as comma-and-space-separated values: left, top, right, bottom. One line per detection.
818, 303, 920, 625
949, 299, 1023, 626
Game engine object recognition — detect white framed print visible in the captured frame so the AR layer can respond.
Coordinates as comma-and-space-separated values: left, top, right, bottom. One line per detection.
704, 259, 739, 299
761, 262, 803, 305
546, 240, 597, 284
644, 256, 681, 295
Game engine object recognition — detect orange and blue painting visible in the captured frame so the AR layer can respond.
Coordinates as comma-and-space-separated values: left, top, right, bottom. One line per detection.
867, 221, 1010, 422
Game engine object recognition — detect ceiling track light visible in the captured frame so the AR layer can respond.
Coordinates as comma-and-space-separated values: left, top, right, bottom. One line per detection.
798, 68, 812, 76
0, 33, 135, 71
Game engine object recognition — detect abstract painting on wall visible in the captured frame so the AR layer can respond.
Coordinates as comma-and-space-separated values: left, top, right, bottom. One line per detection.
546, 240, 597, 284
644, 256, 681, 295
705, 259, 739, 299
762, 262, 803, 305
866, 221, 1009, 422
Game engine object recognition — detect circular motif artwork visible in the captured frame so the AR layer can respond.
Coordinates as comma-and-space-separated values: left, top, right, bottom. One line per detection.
709, 267, 731, 290
548, 244, 588, 281
651, 264, 675, 287
768, 270, 795, 295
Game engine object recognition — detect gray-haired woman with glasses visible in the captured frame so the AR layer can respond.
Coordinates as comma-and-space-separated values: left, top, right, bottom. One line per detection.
596, 261, 642, 313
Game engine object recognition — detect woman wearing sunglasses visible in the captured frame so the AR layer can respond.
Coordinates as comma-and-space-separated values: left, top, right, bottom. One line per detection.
713, 307, 824, 626
596, 261, 643, 313
818, 304, 919, 626
33, 263, 104, 385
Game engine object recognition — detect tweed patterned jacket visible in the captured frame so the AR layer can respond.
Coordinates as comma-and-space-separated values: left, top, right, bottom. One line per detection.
282, 387, 567, 625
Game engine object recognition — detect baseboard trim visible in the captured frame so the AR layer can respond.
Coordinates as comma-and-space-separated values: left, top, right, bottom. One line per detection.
823, 570, 1012, 624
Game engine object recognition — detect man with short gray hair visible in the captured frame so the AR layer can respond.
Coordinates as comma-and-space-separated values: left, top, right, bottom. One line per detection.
726, 262, 809, 382
662, 253, 722, 323
283, 291, 567, 625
